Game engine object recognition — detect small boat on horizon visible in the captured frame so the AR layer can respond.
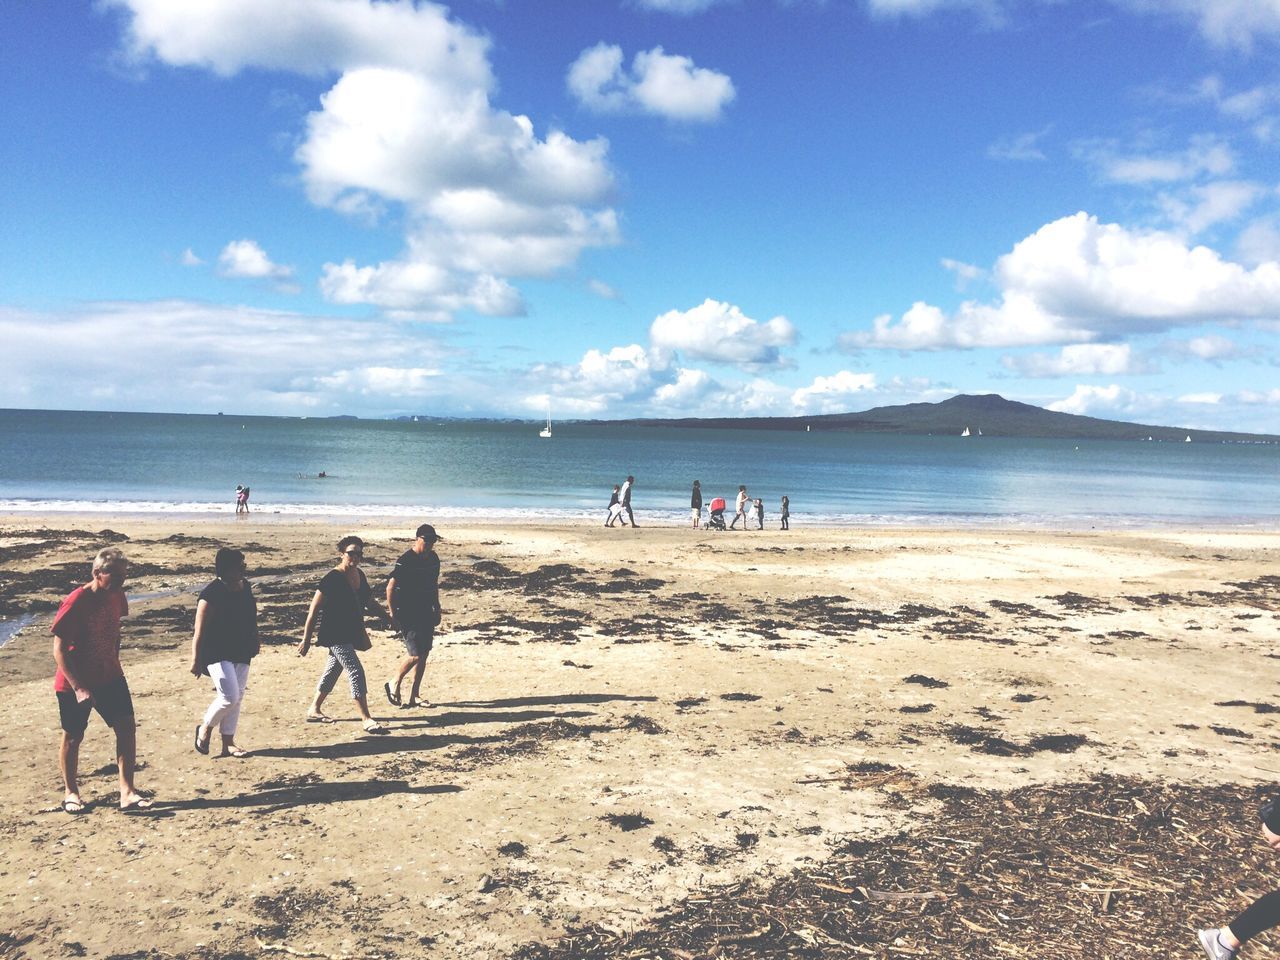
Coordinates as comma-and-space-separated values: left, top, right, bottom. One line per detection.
961, 426, 971, 437
539, 404, 552, 438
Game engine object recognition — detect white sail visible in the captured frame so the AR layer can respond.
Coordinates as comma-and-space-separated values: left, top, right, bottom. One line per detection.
539, 403, 552, 438
961, 426, 970, 437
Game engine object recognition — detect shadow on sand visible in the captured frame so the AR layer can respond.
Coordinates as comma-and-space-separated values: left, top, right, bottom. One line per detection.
436, 693, 659, 709
158, 779, 460, 815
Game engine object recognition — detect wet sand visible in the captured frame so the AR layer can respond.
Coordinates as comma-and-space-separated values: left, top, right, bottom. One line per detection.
0, 517, 1277, 958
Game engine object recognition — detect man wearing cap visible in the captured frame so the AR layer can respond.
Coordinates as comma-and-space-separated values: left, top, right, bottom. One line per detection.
383, 524, 443, 710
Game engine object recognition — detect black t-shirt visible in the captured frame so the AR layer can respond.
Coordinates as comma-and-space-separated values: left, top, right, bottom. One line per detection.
316, 568, 371, 646
196, 578, 259, 670
691, 487, 702, 509
389, 549, 440, 625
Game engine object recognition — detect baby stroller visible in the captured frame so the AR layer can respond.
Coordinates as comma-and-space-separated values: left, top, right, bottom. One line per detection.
706, 497, 727, 531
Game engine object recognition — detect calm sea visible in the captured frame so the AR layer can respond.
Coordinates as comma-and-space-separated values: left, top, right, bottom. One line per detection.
1, 408, 1277, 527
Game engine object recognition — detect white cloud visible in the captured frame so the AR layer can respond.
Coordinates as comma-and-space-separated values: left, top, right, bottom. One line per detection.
180, 248, 204, 267
846, 212, 1280, 351
1077, 135, 1234, 185
1002, 343, 1146, 377
791, 371, 878, 413
109, 0, 620, 320
652, 368, 719, 408
941, 258, 986, 290
1237, 215, 1280, 267
987, 128, 1050, 162
567, 43, 735, 122
1183, 333, 1240, 360
217, 239, 295, 288
1239, 388, 1280, 404
632, 0, 726, 10
1178, 391, 1223, 404
650, 299, 796, 369
1120, 0, 1280, 50
1157, 181, 1264, 235
0, 300, 460, 414
588, 279, 622, 301
1048, 384, 1144, 417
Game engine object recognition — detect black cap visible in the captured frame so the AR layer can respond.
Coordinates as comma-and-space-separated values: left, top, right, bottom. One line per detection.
415, 523, 443, 542
1261, 799, 1280, 833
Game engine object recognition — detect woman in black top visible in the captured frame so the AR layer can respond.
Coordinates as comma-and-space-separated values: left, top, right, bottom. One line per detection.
691, 480, 702, 528
298, 536, 388, 734
191, 547, 259, 757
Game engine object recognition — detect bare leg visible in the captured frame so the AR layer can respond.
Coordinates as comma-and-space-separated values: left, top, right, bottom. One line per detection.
408, 656, 428, 705
115, 720, 144, 808
355, 695, 375, 723
308, 689, 330, 718
392, 656, 419, 699
60, 733, 83, 804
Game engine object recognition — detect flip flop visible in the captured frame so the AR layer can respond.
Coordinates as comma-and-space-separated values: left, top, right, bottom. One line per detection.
120, 798, 155, 815
362, 721, 390, 735
305, 713, 334, 724
220, 745, 249, 758
194, 724, 210, 755
62, 798, 86, 816
383, 682, 401, 707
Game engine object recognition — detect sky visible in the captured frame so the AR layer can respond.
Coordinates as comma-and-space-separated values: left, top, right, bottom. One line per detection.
2, 0, 1280, 432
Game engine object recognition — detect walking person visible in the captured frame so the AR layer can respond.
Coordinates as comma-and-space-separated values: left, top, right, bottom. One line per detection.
298, 535, 389, 734
190, 547, 258, 758
780, 495, 790, 531
621, 475, 637, 527
1198, 800, 1280, 958
754, 498, 765, 530
690, 480, 703, 529
234, 485, 244, 514
383, 524, 443, 710
605, 484, 625, 527
729, 485, 749, 530
51, 546, 152, 814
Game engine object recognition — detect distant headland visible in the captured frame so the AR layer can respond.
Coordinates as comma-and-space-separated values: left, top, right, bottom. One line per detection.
611, 394, 1279, 443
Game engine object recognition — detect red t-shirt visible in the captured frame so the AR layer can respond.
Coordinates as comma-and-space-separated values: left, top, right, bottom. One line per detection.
51, 585, 128, 693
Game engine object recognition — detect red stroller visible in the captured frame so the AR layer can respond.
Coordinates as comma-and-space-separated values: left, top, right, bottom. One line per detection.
707, 497, 727, 530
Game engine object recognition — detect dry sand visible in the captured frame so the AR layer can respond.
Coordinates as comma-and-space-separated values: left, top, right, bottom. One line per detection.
0, 517, 1277, 959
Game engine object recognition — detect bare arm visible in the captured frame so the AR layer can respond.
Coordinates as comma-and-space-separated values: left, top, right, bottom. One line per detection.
385, 576, 398, 626
190, 598, 210, 677
52, 633, 88, 700
298, 589, 324, 655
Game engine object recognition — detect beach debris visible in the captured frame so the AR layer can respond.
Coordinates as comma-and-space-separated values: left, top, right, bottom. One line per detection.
903, 674, 949, 689
720, 692, 762, 702
601, 812, 653, 831
499, 841, 528, 858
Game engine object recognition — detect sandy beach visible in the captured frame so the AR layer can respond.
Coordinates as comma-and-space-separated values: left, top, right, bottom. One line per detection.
1, 516, 1278, 959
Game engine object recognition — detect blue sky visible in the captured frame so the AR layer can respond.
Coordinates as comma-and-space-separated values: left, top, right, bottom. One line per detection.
2, 0, 1279, 431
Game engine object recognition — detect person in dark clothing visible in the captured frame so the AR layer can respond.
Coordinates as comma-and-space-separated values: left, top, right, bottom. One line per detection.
298, 535, 389, 734
190, 547, 259, 758
621, 475, 637, 527
780, 495, 790, 530
383, 524, 444, 710
1199, 800, 1280, 959
754, 498, 764, 530
605, 484, 625, 527
690, 480, 703, 528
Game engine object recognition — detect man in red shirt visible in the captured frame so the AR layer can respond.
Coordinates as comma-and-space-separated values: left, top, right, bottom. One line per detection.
52, 546, 151, 814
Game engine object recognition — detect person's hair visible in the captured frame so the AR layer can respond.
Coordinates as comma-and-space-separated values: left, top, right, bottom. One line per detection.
215, 547, 246, 578
693, 480, 700, 486
337, 535, 364, 554
92, 546, 127, 574
627, 475, 634, 482
739, 484, 746, 491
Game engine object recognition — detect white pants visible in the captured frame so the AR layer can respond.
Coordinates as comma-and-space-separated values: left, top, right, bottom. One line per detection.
202, 661, 251, 736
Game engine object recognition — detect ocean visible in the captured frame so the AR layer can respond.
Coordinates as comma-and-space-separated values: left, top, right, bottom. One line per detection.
1, 408, 1277, 527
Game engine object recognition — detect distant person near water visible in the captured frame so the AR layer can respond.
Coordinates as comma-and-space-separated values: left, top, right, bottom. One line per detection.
1198, 800, 1280, 959
190, 547, 258, 759
690, 480, 702, 528
754, 498, 764, 530
780, 495, 790, 530
729, 485, 749, 530
621, 475, 637, 527
51, 546, 153, 814
298, 535, 389, 734
383, 524, 443, 711
605, 484, 625, 527
235, 484, 250, 514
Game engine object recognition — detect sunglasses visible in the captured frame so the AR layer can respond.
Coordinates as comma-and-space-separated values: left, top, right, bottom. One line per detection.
344, 549, 364, 557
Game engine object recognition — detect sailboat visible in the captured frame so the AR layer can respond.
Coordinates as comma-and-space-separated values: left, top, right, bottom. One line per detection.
539, 404, 552, 438
961, 426, 971, 437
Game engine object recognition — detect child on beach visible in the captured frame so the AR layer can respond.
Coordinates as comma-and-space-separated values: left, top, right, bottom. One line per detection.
754, 498, 764, 530
605, 484, 625, 527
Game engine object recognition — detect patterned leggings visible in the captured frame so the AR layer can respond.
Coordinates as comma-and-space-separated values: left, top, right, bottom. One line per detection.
317, 644, 367, 700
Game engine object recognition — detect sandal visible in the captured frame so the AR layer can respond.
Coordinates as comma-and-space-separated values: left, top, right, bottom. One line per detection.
362, 720, 389, 735
383, 681, 401, 707
220, 744, 249, 758
305, 713, 334, 724
62, 797, 87, 816
120, 797, 155, 815
194, 724, 210, 755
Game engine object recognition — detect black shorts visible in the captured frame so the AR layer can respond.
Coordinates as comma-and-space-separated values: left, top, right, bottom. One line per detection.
56, 674, 135, 736
401, 623, 435, 658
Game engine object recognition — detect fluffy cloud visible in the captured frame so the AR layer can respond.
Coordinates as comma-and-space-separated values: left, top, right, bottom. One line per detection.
1237, 215, 1280, 267
846, 212, 1280, 351
1076, 135, 1234, 185
1048, 384, 1147, 417
790, 371, 878, 413
1157, 181, 1264, 234
1121, 0, 1280, 50
567, 44, 735, 122
1179, 333, 1240, 361
0, 300, 461, 414
1002, 343, 1147, 377
650, 299, 796, 369
217, 239, 296, 290
109, 0, 619, 319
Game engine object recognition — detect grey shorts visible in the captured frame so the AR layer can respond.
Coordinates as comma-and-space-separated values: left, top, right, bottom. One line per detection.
401, 623, 435, 658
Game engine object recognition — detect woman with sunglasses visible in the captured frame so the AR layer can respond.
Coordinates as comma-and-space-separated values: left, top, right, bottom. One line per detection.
191, 547, 258, 758
298, 536, 388, 734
